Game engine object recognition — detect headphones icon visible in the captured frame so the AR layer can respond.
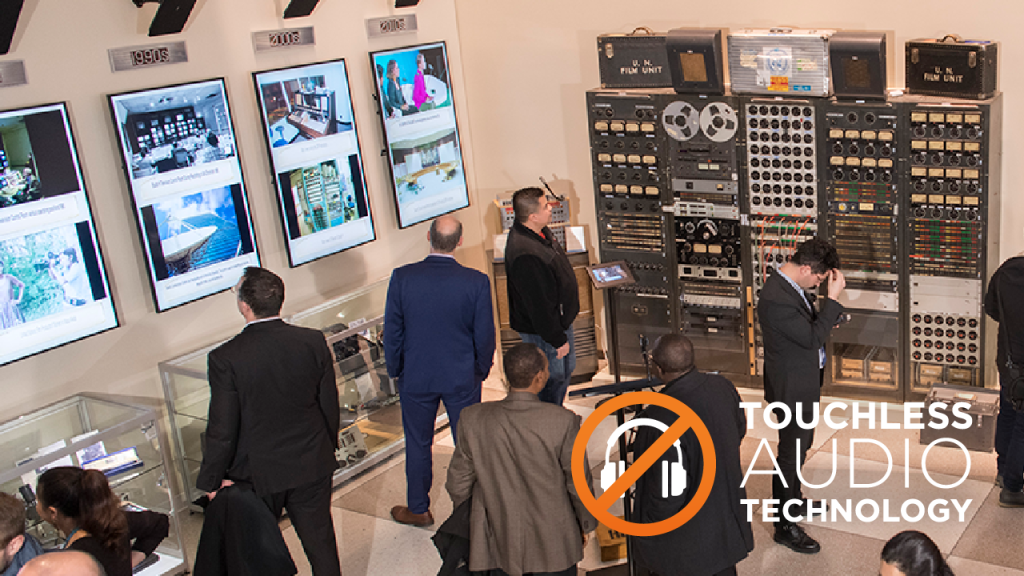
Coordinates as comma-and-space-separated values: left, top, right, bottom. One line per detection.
600, 418, 686, 499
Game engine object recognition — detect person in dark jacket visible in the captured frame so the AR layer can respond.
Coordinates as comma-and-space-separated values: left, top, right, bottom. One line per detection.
984, 250, 1024, 507
632, 335, 753, 576
196, 267, 341, 576
194, 485, 297, 576
0, 492, 43, 576
503, 187, 579, 406
757, 237, 845, 554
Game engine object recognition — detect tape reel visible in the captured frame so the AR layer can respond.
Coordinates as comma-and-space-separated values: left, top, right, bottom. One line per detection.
699, 102, 738, 142
663, 101, 701, 141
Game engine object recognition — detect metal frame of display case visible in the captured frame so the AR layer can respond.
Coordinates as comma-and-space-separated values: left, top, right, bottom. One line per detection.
0, 394, 187, 575
160, 277, 448, 510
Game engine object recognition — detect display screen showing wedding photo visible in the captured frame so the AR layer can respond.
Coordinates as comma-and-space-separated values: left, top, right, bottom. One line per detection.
370, 41, 470, 229
253, 59, 375, 266
0, 102, 118, 366
109, 78, 259, 311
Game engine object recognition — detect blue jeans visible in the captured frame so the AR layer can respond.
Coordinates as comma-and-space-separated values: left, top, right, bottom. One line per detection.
996, 377, 1024, 492
519, 326, 575, 406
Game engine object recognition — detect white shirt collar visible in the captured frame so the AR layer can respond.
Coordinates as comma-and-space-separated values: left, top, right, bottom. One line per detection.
246, 316, 282, 326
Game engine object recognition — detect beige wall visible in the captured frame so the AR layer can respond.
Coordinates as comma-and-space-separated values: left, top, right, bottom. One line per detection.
0, 0, 488, 421
454, 0, 1024, 349
4, 0, 1023, 421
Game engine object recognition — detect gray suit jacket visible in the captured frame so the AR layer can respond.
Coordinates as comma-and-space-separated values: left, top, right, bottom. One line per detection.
446, 391, 596, 576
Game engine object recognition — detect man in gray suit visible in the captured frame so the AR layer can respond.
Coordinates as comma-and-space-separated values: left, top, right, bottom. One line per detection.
446, 343, 596, 576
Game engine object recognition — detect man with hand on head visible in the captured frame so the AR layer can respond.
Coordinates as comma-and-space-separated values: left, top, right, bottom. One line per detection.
446, 343, 596, 576
757, 237, 845, 554
504, 187, 579, 406
197, 267, 341, 576
631, 335, 753, 576
384, 215, 495, 527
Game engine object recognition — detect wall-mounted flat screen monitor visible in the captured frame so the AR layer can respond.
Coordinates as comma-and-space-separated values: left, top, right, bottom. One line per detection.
109, 78, 260, 312
0, 102, 119, 366
370, 41, 470, 228
253, 58, 375, 266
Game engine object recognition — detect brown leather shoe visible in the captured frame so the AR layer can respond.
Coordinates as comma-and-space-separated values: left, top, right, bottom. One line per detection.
390, 505, 434, 526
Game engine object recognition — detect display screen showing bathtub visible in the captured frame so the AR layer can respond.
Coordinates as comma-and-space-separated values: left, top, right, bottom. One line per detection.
253, 59, 376, 266
0, 102, 119, 366
109, 78, 260, 311
370, 41, 470, 228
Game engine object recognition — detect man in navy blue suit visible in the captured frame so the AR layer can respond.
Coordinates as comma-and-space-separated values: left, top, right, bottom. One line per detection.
384, 215, 496, 526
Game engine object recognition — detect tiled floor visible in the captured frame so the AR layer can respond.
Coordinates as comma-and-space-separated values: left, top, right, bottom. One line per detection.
178, 375, 1024, 575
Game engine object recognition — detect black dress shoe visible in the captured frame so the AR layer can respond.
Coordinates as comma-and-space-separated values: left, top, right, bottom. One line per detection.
774, 523, 821, 554
999, 488, 1024, 508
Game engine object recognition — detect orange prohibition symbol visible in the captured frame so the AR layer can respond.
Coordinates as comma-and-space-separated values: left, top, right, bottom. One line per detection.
571, 391, 716, 537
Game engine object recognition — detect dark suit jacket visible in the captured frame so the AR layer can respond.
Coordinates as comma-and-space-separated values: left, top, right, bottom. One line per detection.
384, 255, 495, 394
194, 485, 297, 576
197, 319, 340, 496
757, 270, 844, 408
985, 255, 1024, 375
446, 391, 596, 576
632, 371, 753, 576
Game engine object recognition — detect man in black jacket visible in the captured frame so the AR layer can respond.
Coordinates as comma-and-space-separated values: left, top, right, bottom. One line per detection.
632, 335, 754, 576
757, 238, 845, 554
197, 267, 341, 576
504, 187, 579, 405
985, 250, 1024, 508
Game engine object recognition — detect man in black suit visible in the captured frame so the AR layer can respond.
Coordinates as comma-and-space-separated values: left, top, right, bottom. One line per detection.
632, 335, 754, 576
757, 238, 845, 554
197, 267, 341, 576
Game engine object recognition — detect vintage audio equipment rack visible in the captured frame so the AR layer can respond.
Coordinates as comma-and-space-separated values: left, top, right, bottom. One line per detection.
586, 86, 1002, 402
819, 100, 902, 399
587, 89, 678, 373
664, 93, 749, 382
897, 94, 1002, 393
740, 96, 823, 378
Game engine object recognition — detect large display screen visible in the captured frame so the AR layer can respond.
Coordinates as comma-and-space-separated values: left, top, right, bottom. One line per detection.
253, 59, 375, 266
109, 79, 260, 312
0, 103, 118, 366
370, 41, 470, 229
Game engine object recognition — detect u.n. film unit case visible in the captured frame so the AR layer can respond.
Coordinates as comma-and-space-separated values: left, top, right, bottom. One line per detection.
597, 27, 673, 89
905, 35, 998, 100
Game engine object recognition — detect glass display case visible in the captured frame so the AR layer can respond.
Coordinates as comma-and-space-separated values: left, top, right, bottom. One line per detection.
161, 278, 434, 508
0, 394, 187, 575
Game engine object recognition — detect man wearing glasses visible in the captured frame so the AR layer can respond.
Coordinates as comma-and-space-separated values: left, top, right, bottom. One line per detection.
757, 237, 845, 555
504, 187, 579, 406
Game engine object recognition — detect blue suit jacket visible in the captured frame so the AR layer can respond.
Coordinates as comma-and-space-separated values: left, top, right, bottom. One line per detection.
384, 255, 496, 394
